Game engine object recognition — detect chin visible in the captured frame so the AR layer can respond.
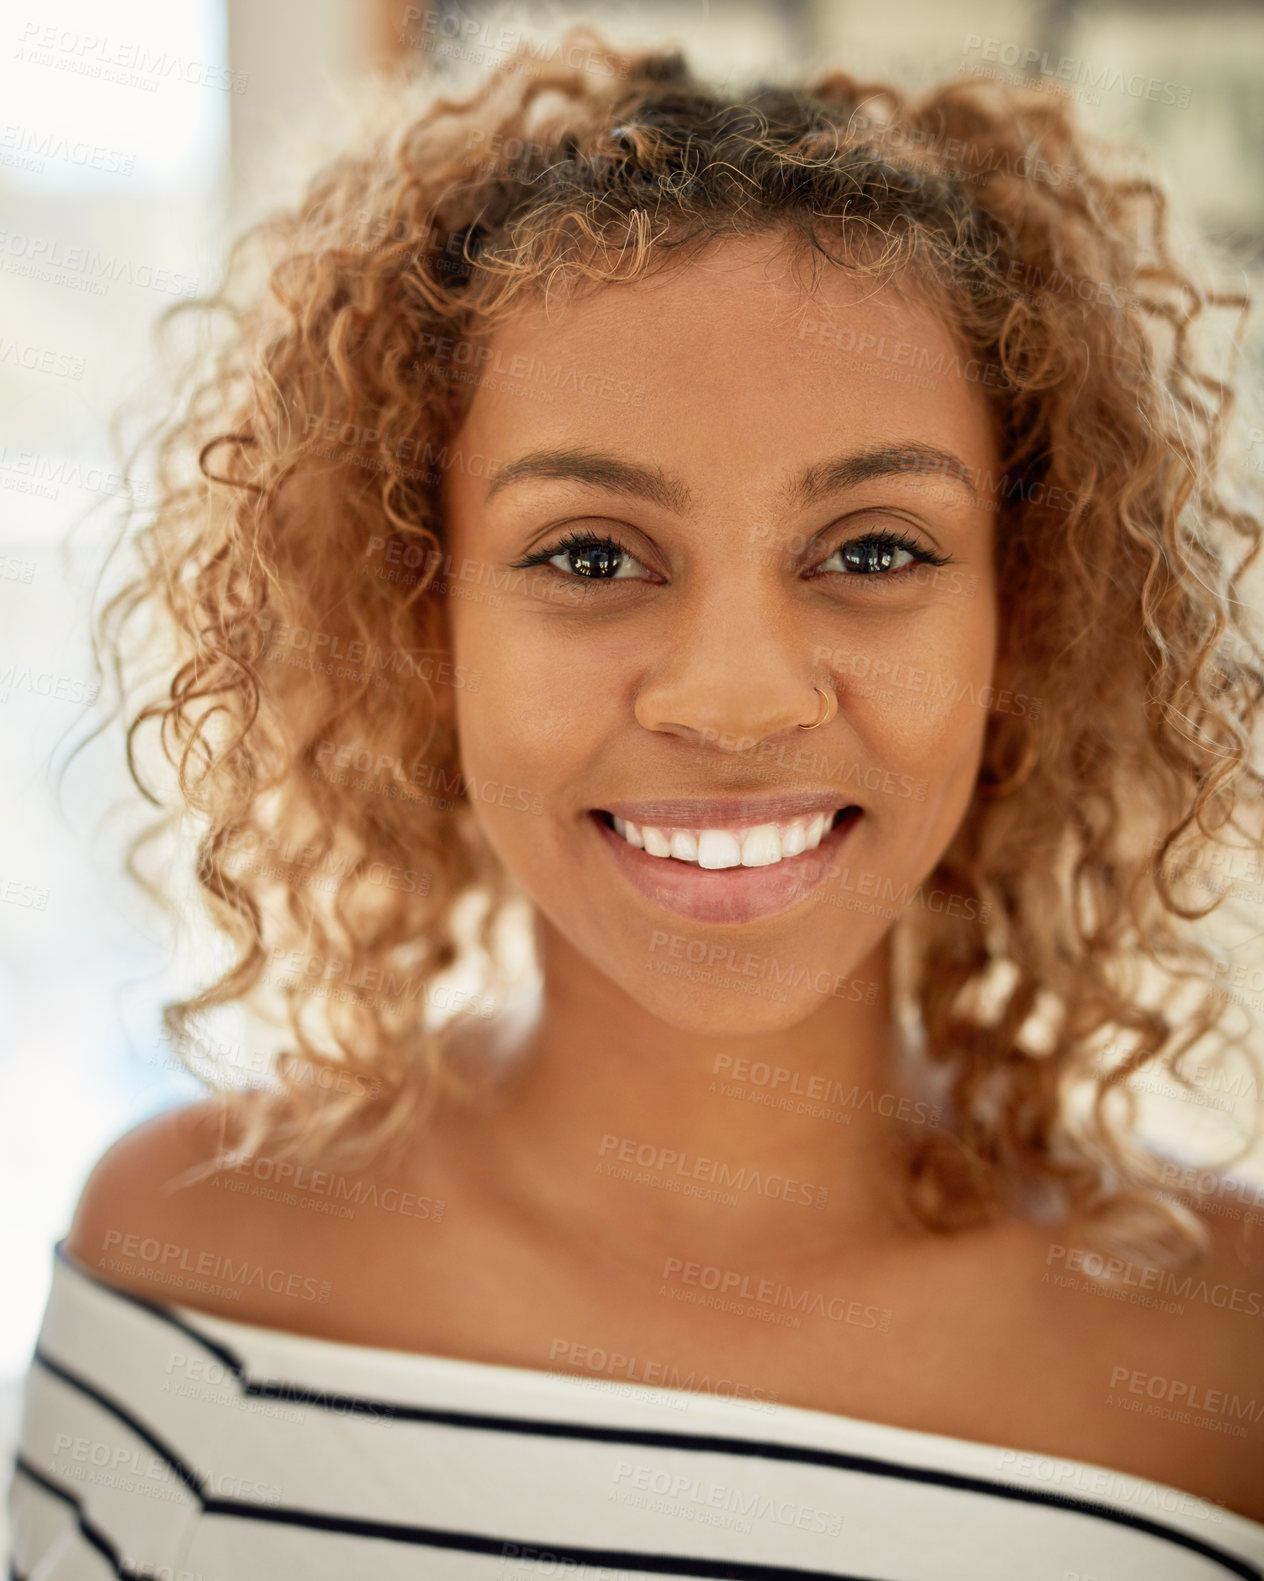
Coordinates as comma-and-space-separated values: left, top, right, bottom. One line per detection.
595, 956, 860, 1037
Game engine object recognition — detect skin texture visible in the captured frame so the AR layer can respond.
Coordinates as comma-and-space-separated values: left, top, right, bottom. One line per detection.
65, 232, 1264, 1526
431, 232, 1000, 1257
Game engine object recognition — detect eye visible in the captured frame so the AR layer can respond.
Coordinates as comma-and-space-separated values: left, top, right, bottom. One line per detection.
510, 529, 655, 581
813, 525, 952, 578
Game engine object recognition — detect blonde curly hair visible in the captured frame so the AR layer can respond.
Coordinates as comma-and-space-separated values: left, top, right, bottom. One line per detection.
93, 25, 1264, 1267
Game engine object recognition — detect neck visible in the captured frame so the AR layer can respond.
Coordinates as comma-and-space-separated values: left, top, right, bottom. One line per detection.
442, 917, 929, 1267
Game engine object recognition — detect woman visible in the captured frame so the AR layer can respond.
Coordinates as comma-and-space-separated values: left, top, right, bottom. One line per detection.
9, 26, 1264, 1580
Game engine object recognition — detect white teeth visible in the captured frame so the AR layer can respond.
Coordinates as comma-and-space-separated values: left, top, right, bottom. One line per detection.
740, 825, 782, 867
641, 825, 671, 858
669, 829, 699, 862
612, 815, 643, 848
697, 830, 743, 869
607, 810, 846, 867
780, 817, 809, 857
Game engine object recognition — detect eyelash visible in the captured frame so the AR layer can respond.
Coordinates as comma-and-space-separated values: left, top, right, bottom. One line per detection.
508, 525, 954, 582
510, 531, 637, 578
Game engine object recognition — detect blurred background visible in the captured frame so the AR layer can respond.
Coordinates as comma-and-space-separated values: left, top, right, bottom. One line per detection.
3, 0, 1264, 1514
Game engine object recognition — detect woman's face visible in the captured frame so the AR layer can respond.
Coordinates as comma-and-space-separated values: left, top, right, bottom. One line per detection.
441, 233, 1001, 1034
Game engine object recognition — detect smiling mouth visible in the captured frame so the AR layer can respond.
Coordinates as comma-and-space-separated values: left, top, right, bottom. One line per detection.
591, 807, 860, 870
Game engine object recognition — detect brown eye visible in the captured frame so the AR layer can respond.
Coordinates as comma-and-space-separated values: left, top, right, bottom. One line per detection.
816, 526, 950, 578
512, 530, 654, 581
559, 540, 627, 578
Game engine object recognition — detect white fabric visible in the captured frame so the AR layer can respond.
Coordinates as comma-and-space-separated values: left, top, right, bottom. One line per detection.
7, 1243, 1264, 1579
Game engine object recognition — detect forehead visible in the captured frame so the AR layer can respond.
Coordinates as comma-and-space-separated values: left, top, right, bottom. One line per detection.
448, 233, 1001, 498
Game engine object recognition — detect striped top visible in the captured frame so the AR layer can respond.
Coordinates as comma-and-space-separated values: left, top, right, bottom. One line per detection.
8, 1243, 1264, 1580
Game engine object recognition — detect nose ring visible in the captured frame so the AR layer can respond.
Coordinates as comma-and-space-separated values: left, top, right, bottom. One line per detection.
798, 683, 837, 731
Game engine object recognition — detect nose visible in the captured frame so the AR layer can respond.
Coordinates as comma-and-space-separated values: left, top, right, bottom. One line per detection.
633, 586, 829, 749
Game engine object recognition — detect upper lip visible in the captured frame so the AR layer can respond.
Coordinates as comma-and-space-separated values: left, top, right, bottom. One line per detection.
595, 793, 860, 827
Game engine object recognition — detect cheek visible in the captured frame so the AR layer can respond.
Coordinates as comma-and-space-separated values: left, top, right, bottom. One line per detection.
832, 596, 996, 820
849, 671, 991, 770
446, 601, 595, 826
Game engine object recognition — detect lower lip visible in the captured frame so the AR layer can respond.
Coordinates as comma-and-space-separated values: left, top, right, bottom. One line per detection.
589, 809, 863, 924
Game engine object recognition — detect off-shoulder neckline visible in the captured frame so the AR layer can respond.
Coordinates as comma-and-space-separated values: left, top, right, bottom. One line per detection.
50, 1238, 1264, 1550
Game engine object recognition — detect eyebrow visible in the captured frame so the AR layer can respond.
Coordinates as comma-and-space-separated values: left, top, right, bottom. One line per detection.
484, 441, 980, 512
789, 443, 980, 508
485, 448, 689, 513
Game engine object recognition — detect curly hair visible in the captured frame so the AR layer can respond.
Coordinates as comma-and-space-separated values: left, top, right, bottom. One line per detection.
92, 24, 1264, 1266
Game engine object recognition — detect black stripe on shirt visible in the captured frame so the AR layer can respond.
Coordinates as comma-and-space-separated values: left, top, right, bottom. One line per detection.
48, 1244, 1264, 1580
12, 1451, 884, 1580
12, 1455, 142, 1578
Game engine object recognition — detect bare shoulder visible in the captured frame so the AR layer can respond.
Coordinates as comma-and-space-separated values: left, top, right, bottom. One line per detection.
1012, 1195, 1264, 1521
1041, 1195, 1264, 1390
66, 1099, 236, 1266
62, 1095, 421, 1329
1180, 1199, 1264, 1376
66, 1099, 262, 1305
1142, 1201, 1264, 1520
